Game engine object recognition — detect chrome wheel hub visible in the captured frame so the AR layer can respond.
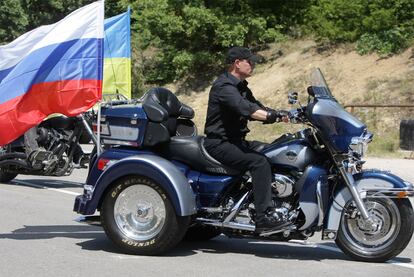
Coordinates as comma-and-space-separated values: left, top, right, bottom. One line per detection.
341, 198, 400, 252
114, 185, 166, 241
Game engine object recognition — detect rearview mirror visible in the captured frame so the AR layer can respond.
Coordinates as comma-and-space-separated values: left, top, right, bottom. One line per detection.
288, 91, 298, 104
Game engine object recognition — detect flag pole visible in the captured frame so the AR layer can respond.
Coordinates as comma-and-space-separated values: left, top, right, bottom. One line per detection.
96, 0, 104, 156
96, 102, 102, 156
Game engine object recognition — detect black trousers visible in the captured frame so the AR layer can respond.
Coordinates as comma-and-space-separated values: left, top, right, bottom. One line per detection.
204, 138, 272, 219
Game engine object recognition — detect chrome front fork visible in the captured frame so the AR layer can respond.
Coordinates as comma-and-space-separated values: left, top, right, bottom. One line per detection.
339, 166, 373, 222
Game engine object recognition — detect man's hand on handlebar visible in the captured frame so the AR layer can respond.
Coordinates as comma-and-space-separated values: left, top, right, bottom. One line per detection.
264, 109, 289, 124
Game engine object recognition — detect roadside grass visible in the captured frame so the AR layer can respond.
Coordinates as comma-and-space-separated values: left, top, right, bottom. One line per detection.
367, 130, 405, 158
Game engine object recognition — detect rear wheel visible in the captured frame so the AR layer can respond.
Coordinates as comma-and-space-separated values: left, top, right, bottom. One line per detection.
0, 168, 17, 183
336, 198, 414, 262
101, 176, 190, 255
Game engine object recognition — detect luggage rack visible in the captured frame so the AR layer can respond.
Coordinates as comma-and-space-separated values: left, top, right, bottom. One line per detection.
100, 93, 140, 107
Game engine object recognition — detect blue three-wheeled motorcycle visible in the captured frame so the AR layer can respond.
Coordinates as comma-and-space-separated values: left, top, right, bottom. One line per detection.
74, 68, 414, 262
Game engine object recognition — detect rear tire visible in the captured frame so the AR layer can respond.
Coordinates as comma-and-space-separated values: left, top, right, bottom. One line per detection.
0, 168, 17, 183
336, 198, 414, 262
101, 176, 190, 255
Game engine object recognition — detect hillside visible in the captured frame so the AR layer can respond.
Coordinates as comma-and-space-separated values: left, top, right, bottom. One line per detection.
169, 40, 414, 157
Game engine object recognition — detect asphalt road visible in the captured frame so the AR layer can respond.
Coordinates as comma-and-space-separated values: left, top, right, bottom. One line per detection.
1, 157, 414, 277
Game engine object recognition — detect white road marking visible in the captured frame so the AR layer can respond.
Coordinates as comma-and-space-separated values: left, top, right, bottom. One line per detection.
111, 255, 143, 260
5, 231, 103, 235
12, 180, 80, 196
386, 261, 414, 270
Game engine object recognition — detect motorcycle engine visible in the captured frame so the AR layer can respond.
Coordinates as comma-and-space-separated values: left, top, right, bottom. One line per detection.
36, 127, 52, 146
271, 174, 295, 198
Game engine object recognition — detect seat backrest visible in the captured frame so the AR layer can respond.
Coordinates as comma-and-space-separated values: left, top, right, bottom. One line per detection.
141, 87, 195, 146
142, 87, 194, 122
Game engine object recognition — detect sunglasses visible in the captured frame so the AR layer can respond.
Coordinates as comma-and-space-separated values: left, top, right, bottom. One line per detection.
240, 59, 255, 66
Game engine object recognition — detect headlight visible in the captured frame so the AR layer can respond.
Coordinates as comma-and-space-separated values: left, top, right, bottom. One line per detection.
350, 131, 373, 157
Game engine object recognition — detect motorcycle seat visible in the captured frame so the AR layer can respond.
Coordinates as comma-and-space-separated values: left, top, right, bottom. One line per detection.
157, 136, 241, 175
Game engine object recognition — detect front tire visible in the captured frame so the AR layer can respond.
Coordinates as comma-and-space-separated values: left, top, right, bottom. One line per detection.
101, 176, 190, 255
336, 198, 414, 262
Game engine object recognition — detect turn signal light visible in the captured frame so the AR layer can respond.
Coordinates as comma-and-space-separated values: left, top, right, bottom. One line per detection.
397, 191, 408, 199
97, 158, 111, 171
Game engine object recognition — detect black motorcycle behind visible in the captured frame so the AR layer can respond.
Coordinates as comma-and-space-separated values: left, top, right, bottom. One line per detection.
0, 114, 92, 182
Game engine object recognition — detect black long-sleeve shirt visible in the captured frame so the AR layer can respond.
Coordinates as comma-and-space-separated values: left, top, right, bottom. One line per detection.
204, 71, 265, 141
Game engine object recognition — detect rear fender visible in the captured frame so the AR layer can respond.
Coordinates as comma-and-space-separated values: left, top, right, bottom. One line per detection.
325, 170, 414, 232
86, 154, 196, 216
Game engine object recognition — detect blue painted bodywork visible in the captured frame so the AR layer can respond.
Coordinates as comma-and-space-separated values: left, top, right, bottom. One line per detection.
298, 165, 328, 203
77, 148, 198, 216
353, 169, 408, 187
309, 99, 366, 153
264, 137, 317, 172
296, 165, 329, 230
100, 103, 148, 147
76, 146, 237, 215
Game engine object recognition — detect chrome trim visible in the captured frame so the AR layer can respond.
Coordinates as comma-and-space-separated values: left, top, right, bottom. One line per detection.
196, 191, 254, 232
106, 125, 139, 141
349, 132, 372, 157
83, 184, 94, 200
316, 180, 324, 226
259, 225, 296, 237
223, 191, 251, 223
201, 207, 223, 213
339, 166, 372, 221
96, 102, 101, 156
322, 229, 337, 240
114, 184, 166, 241
196, 217, 255, 231
362, 188, 414, 198
80, 114, 98, 146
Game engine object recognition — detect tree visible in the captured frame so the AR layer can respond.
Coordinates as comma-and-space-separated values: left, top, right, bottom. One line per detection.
0, 0, 28, 44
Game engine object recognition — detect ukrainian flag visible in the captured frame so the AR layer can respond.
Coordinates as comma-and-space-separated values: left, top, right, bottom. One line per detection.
103, 9, 131, 99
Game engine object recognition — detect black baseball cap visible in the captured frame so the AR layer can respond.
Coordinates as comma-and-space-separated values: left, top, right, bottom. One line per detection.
226, 46, 260, 64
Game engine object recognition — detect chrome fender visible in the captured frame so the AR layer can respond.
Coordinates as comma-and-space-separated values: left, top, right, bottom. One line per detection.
87, 154, 196, 216
325, 170, 413, 232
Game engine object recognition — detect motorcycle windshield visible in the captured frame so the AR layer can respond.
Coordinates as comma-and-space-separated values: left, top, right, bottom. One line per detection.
308, 68, 366, 153
309, 68, 335, 99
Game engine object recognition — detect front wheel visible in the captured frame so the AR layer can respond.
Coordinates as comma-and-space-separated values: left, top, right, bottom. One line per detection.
336, 198, 414, 262
101, 176, 190, 255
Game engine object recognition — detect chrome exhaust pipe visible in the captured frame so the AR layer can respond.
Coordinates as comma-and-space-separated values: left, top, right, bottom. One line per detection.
196, 217, 255, 232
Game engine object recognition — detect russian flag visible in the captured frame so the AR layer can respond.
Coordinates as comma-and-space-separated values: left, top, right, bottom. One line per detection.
0, 1, 104, 146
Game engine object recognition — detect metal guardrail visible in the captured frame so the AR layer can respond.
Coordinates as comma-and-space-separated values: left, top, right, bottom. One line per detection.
343, 104, 414, 158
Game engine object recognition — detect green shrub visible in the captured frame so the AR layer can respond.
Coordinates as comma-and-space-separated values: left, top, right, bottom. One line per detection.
305, 0, 414, 56
357, 27, 411, 56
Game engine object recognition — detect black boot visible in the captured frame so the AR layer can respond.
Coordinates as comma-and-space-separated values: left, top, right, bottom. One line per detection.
255, 208, 291, 233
